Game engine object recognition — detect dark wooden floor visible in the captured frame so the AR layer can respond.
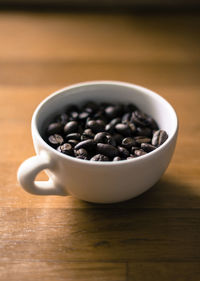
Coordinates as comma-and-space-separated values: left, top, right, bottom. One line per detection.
0, 11, 200, 281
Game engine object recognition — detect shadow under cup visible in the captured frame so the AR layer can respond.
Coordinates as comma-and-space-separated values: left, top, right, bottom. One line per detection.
32, 81, 178, 203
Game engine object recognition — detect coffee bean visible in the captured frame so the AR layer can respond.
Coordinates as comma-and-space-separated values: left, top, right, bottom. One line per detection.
131, 146, 140, 154
74, 139, 96, 151
64, 121, 78, 134
94, 132, 109, 143
118, 146, 130, 158
90, 154, 109, 161
75, 148, 88, 158
66, 133, 81, 141
152, 130, 168, 146
121, 112, 131, 123
122, 137, 136, 149
115, 123, 131, 136
57, 143, 73, 156
97, 143, 118, 158
87, 119, 105, 133
47, 122, 63, 135
128, 122, 136, 134
131, 111, 148, 127
134, 136, 151, 144
79, 112, 90, 120
141, 143, 156, 152
113, 156, 122, 161
81, 128, 95, 140
134, 149, 147, 157
83, 101, 98, 114
136, 127, 152, 137
76, 155, 88, 160
105, 118, 121, 133
112, 134, 123, 145
48, 134, 64, 147
67, 139, 79, 147
105, 105, 122, 119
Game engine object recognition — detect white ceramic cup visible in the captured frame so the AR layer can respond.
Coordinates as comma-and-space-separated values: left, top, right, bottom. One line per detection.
17, 81, 178, 203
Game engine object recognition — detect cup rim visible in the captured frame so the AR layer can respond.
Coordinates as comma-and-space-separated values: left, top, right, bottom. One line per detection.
32, 80, 178, 166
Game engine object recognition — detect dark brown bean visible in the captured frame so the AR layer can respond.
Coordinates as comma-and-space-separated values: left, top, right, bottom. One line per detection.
67, 139, 79, 147
81, 129, 94, 141
131, 146, 140, 154
141, 143, 156, 152
97, 143, 118, 158
122, 137, 136, 149
74, 139, 97, 151
48, 134, 64, 147
79, 112, 90, 120
146, 117, 159, 130
113, 156, 122, 161
134, 149, 147, 157
105, 118, 121, 133
136, 127, 152, 137
87, 120, 105, 133
47, 122, 63, 135
112, 134, 123, 145
90, 154, 109, 161
57, 143, 73, 156
105, 105, 122, 119
134, 136, 151, 144
56, 113, 69, 125
115, 123, 131, 136
94, 132, 109, 143
152, 130, 168, 146
131, 111, 148, 127
66, 133, 81, 141
83, 101, 98, 114
64, 121, 78, 134
69, 111, 79, 121
118, 146, 130, 158
75, 148, 88, 158
121, 113, 131, 123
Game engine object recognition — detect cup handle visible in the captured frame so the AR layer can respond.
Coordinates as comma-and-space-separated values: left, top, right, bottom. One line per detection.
17, 152, 67, 196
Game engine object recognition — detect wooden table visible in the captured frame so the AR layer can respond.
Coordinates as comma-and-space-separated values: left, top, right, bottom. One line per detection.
0, 11, 200, 280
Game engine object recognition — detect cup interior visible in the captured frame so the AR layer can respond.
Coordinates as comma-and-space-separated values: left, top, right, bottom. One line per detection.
33, 81, 177, 144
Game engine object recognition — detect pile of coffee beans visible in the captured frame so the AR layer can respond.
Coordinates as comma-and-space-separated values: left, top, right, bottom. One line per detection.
44, 101, 168, 162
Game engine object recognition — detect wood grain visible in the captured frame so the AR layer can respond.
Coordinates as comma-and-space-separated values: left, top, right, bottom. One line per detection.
0, 11, 200, 281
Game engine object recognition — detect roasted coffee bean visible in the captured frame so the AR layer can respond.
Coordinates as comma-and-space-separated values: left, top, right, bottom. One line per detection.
81, 128, 95, 140
75, 148, 88, 158
141, 143, 156, 152
136, 127, 152, 137
57, 143, 73, 155
87, 119, 105, 133
76, 155, 88, 160
128, 122, 136, 134
69, 111, 79, 121
105, 105, 122, 119
66, 133, 81, 141
94, 132, 109, 143
67, 139, 79, 147
106, 135, 116, 147
121, 112, 131, 123
115, 123, 131, 136
48, 134, 64, 147
97, 143, 118, 158
113, 156, 122, 161
79, 111, 90, 120
74, 139, 96, 151
131, 146, 140, 154
83, 101, 98, 114
134, 136, 151, 144
152, 130, 168, 146
112, 134, 123, 145
90, 154, 109, 161
131, 111, 148, 127
134, 149, 147, 157
47, 122, 63, 135
127, 154, 136, 160
105, 118, 121, 133
118, 146, 130, 158
122, 137, 136, 149
64, 121, 78, 134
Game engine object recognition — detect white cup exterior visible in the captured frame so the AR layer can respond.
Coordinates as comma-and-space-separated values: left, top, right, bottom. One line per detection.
17, 81, 178, 203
